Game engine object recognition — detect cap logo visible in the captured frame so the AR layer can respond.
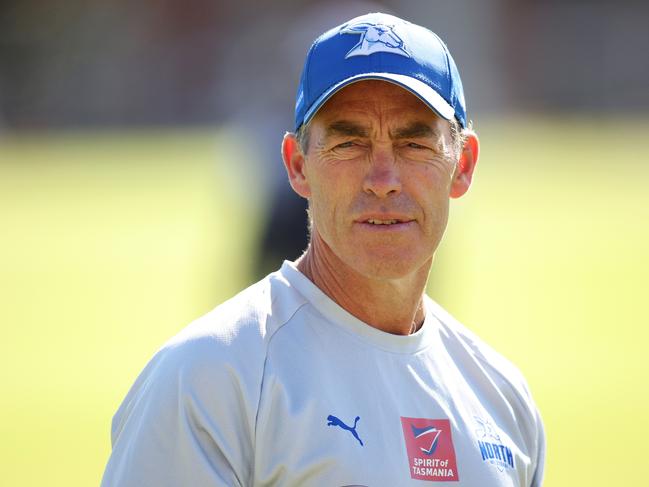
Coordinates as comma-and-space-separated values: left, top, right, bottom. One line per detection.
340, 21, 410, 59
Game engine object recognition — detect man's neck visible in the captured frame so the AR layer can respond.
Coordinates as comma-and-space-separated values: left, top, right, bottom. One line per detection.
295, 236, 431, 336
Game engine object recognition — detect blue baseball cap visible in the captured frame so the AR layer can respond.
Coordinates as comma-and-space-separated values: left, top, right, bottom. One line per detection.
294, 12, 467, 131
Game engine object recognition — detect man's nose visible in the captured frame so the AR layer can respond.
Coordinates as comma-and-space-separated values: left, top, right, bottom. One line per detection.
362, 149, 402, 197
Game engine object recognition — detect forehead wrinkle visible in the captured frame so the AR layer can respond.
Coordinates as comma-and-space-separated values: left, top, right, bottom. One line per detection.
316, 83, 446, 141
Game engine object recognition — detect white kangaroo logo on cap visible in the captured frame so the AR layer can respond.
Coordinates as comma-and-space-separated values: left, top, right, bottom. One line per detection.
341, 21, 410, 59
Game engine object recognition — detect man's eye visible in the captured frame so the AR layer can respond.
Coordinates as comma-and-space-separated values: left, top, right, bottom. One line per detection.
407, 142, 426, 149
336, 141, 356, 149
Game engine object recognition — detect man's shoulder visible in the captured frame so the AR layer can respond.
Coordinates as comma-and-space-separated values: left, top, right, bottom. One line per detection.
425, 296, 537, 411
161, 269, 308, 369
111, 269, 308, 441
425, 297, 545, 485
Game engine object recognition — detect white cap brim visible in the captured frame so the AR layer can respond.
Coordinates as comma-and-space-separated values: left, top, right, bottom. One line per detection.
302, 72, 455, 127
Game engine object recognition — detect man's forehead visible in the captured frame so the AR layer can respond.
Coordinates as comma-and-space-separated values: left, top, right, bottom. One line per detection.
313, 80, 445, 128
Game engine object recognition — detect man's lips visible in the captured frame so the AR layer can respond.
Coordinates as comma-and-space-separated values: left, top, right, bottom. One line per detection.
355, 212, 414, 223
354, 214, 416, 228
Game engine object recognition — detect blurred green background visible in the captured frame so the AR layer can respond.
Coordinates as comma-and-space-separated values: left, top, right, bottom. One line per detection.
1, 118, 647, 486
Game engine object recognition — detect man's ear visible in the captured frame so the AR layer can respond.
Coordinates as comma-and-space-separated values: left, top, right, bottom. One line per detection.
450, 131, 479, 199
282, 132, 311, 198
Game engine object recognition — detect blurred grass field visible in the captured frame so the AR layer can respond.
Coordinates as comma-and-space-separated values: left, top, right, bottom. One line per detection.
1, 119, 648, 486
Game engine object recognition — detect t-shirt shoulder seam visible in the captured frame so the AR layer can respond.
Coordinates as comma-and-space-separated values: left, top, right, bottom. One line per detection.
251, 299, 309, 478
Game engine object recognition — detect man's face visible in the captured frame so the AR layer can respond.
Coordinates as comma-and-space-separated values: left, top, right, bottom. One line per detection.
298, 80, 464, 280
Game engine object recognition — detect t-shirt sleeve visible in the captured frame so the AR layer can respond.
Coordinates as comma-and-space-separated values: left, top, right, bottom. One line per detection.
432, 299, 547, 487
530, 405, 546, 487
101, 335, 257, 487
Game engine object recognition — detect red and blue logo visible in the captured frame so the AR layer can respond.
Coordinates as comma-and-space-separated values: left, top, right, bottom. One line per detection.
400, 417, 459, 482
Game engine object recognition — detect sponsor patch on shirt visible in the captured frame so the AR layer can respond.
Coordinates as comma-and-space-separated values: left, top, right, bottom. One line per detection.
400, 417, 459, 482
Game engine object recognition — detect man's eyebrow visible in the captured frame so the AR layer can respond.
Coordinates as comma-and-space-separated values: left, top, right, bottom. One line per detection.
391, 122, 438, 139
325, 120, 369, 138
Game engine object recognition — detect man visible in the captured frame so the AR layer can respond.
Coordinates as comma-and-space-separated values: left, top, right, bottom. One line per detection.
102, 12, 545, 486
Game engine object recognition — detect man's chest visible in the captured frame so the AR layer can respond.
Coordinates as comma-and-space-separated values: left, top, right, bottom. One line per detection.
252, 346, 533, 486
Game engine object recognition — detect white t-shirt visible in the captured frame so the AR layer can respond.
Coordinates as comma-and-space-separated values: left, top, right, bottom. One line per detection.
102, 261, 545, 486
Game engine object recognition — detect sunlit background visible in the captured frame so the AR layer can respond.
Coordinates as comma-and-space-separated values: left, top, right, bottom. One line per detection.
1, 1, 648, 486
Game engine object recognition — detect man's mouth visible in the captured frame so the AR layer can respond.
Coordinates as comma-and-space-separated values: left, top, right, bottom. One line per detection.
366, 219, 400, 225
